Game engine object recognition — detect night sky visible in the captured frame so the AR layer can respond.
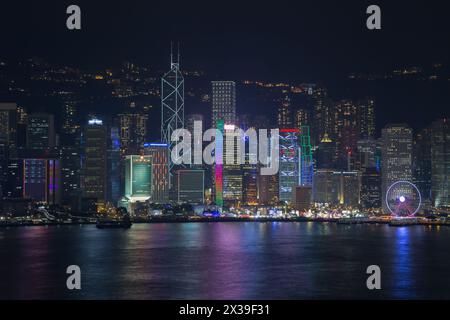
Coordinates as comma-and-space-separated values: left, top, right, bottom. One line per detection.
1, 1, 449, 78
1, 0, 449, 130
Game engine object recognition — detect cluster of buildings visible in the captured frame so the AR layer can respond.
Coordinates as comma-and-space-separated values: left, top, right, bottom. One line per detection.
0, 54, 449, 217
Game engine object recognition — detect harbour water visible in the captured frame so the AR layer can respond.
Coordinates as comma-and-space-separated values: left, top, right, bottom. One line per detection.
1, 222, 449, 299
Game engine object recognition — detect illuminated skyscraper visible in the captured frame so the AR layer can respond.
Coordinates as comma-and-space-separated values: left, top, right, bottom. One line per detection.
161, 46, 184, 175
360, 167, 381, 209
357, 99, 375, 139
312, 169, 337, 204
0, 103, 18, 196
211, 81, 236, 128
124, 155, 152, 201
27, 113, 55, 149
119, 110, 148, 156
295, 108, 310, 129
299, 126, 313, 187
277, 94, 292, 128
316, 133, 335, 169
381, 124, 413, 213
430, 119, 450, 208
144, 143, 170, 204
23, 158, 60, 204
413, 127, 432, 201
177, 169, 204, 204
333, 100, 358, 170
222, 125, 243, 206
60, 146, 82, 210
82, 118, 108, 203
279, 129, 300, 203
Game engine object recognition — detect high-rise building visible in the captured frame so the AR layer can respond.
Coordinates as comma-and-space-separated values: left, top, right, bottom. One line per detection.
312, 170, 360, 207
334, 171, 360, 208
413, 127, 432, 201
177, 169, 204, 204
161, 48, 184, 178
124, 155, 152, 201
222, 125, 243, 206
278, 94, 292, 128
211, 81, 236, 128
61, 102, 80, 146
27, 113, 56, 149
242, 164, 258, 205
60, 146, 82, 210
293, 186, 312, 212
430, 119, 450, 208
186, 113, 204, 168
333, 100, 358, 170
316, 133, 335, 169
381, 124, 413, 213
357, 99, 376, 139
360, 167, 381, 209
312, 87, 333, 146
108, 126, 122, 204
299, 126, 313, 187
295, 108, 310, 129
0, 103, 17, 149
258, 172, 279, 205
23, 158, 60, 204
118, 111, 148, 156
144, 143, 170, 204
356, 138, 377, 171
312, 169, 337, 204
0, 103, 18, 196
4, 158, 23, 198
279, 129, 299, 203
82, 118, 108, 203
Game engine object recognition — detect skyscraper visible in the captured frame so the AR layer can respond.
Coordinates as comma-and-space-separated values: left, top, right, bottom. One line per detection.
381, 124, 413, 213
430, 119, 450, 209
413, 127, 432, 202
0, 103, 18, 196
333, 100, 358, 170
23, 158, 60, 205
360, 167, 381, 209
279, 129, 300, 203
27, 113, 56, 149
278, 94, 293, 128
118, 110, 148, 156
299, 126, 313, 187
124, 155, 152, 201
357, 99, 376, 139
222, 125, 243, 206
211, 81, 236, 128
161, 47, 184, 176
60, 146, 82, 210
177, 169, 204, 204
144, 143, 170, 204
82, 118, 108, 204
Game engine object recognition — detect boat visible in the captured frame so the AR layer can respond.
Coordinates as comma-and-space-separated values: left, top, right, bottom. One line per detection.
96, 215, 132, 229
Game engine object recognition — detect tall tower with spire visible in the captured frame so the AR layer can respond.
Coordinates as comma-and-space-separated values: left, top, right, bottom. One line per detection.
161, 43, 185, 176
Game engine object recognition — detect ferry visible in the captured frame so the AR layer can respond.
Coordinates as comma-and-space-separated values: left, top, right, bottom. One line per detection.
96, 215, 132, 229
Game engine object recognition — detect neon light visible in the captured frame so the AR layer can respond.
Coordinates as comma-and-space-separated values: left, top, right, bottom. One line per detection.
215, 119, 224, 207
280, 128, 300, 133
144, 143, 169, 147
88, 119, 103, 125
224, 124, 235, 131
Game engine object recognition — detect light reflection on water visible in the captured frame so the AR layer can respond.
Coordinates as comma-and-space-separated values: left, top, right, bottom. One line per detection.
0, 223, 449, 299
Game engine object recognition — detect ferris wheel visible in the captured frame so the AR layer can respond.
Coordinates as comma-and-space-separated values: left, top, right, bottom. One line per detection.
385, 181, 422, 217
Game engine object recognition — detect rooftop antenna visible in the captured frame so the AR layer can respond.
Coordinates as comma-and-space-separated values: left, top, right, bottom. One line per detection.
170, 41, 174, 67
177, 42, 180, 65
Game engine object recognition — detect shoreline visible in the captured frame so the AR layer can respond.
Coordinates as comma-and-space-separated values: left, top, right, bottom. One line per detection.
1, 216, 449, 228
